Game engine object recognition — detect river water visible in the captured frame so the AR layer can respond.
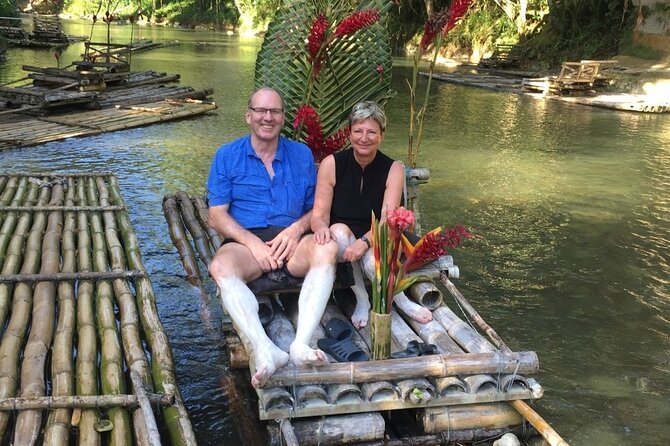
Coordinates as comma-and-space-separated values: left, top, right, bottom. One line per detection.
1, 21, 669, 445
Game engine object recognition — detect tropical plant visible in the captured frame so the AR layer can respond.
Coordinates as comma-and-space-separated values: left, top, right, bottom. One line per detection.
371, 207, 472, 314
406, 0, 471, 168
254, 0, 394, 162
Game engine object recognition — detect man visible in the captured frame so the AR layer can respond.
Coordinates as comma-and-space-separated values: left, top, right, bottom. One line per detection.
207, 87, 338, 388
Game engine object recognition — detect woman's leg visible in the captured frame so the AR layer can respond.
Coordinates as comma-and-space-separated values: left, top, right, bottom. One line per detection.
331, 224, 370, 328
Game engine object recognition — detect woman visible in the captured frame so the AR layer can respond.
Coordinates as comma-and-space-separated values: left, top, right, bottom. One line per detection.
311, 101, 432, 329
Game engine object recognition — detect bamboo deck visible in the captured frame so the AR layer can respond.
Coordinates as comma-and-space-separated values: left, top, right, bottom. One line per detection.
162, 177, 552, 445
0, 172, 196, 445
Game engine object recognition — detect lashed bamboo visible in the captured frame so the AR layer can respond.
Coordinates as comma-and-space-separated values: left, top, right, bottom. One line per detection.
162, 194, 203, 287
0, 183, 51, 438
267, 413, 386, 446
108, 177, 197, 445
44, 178, 76, 445
441, 274, 511, 352
0, 179, 37, 334
86, 177, 132, 446
265, 351, 539, 388
14, 182, 64, 445
419, 403, 524, 433
176, 191, 213, 265
0, 205, 125, 211
193, 195, 223, 250
97, 176, 156, 446
74, 178, 101, 445
130, 371, 161, 446
0, 177, 7, 197
432, 305, 496, 353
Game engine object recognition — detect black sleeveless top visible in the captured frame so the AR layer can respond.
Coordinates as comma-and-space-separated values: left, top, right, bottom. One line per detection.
330, 149, 395, 238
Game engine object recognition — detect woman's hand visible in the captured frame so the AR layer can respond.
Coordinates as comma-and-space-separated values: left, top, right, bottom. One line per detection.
342, 238, 369, 262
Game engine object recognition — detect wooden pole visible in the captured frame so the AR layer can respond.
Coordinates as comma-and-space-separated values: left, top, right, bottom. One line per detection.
193, 195, 223, 250
176, 191, 213, 265
441, 274, 511, 351
130, 371, 162, 446
510, 400, 569, 445
162, 194, 203, 287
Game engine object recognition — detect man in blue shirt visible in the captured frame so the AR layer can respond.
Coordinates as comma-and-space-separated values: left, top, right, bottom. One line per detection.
207, 87, 338, 388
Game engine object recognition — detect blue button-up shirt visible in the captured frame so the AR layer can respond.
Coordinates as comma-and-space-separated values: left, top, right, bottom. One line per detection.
207, 135, 316, 229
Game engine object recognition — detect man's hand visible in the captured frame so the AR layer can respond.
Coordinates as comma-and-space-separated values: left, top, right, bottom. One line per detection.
247, 237, 280, 272
266, 225, 302, 265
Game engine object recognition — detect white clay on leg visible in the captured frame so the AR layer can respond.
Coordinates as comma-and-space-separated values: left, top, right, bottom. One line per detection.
217, 277, 289, 387
289, 264, 335, 366
349, 261, 370, 328
393, 291, 433, 323
333, 227, 370, 328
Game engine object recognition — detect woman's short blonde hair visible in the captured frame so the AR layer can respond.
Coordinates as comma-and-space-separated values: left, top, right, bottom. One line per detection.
349, 101, 386, 132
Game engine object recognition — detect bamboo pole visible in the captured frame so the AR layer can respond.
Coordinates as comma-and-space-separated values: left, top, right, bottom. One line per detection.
108, 177, 197, 445
0, 178, 35, 334
130, 371, 162, 446
0, 270, 145, 282
441, 274, 511, 352
0, 176, 28, 265
86, 177, 132, 446
14, 183, 64, 445
509, 400, 570, 446
176, 191, 214, 265
0, 184, 51, 438
193, 195, 223, 250
75, 178, 101, 446
97, 176, 156, 446
0, 205, 126, 211
44, 178, 76, 445
265, 351, 539, 388
0, 393, 174, 410
162, 194, 203, 286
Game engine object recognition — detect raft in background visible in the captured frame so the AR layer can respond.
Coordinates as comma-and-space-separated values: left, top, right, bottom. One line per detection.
0, 173, 196, 445
162, 170, 566, 446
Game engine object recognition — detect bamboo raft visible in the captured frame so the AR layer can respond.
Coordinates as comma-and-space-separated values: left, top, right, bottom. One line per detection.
0, 172, 196, 445
427, 68, 669, 114
162, 171, 565, 445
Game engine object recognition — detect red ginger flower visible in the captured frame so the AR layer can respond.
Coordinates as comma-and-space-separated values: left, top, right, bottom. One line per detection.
442, 0, 471, 36
402, 224, 473, 273
419, 10, 449, 53
387, 207, 415, 233
308, 14, 328, 61
334, 9, 379, 38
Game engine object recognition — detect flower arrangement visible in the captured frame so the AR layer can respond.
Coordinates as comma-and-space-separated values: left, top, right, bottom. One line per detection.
407, 0, 472, 168
370, 207, 472, 315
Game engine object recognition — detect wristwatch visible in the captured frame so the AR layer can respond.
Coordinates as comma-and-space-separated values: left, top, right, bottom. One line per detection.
360, 235, 371, 248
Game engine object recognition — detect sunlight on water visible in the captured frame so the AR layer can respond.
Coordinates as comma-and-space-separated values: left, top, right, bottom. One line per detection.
1, 21, 669, 445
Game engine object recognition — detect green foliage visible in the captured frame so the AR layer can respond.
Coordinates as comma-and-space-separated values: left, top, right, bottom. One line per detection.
235, 0, 280, 28
254, 0, 394, 155
524, 0, 635, 66
0, 0, 19, 17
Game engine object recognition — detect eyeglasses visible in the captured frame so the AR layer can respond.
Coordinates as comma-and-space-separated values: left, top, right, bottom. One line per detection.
249, 107, 284, 116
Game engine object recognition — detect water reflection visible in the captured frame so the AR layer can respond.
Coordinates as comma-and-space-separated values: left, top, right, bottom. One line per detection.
1, 20, 669, 445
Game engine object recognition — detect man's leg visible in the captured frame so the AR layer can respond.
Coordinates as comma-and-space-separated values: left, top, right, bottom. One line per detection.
209, 244, 289, 388
360, 250, 433, 324
286, 237, 338, 366
331, 224, 370, 328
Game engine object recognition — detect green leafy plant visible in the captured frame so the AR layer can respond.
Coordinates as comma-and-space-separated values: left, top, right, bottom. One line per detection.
254, 0, 394, 162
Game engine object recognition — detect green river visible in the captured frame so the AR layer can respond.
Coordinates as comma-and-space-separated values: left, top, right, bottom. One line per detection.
1, 20, 669, 445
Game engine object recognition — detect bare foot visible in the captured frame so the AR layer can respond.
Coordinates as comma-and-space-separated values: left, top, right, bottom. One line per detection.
251, 344, 290, 388
395, 294, 433, 324
289, 342, 328, 367
351, 297, 370, 329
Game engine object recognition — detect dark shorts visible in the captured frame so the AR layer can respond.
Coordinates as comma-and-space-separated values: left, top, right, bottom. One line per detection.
221, 226, 287, 246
